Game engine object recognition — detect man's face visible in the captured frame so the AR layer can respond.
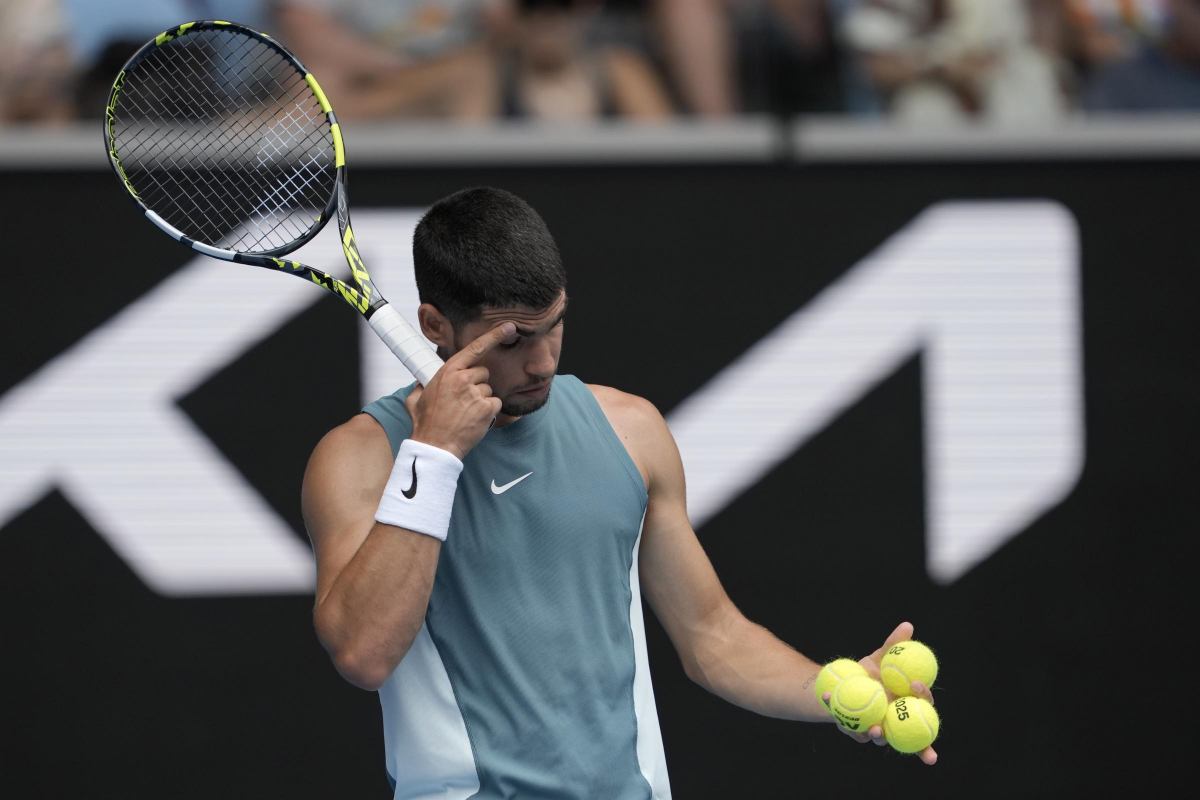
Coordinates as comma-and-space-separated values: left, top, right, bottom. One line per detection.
451, 291, 567, 419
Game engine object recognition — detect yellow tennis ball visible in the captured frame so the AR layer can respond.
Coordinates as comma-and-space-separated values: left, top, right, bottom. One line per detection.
879, 640, 938, 697
883, 696, 940, 754
814, 658, 869, 713
829, 674, 887, 733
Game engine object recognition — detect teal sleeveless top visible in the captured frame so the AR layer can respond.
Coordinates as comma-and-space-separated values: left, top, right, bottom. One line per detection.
363, 375, 672, 800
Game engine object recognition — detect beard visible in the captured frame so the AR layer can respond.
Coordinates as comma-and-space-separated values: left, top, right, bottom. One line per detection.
435, 342, 556, 419
500, 382, 552, 418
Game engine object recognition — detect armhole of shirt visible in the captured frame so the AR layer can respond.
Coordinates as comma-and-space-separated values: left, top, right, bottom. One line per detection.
577, 380, 650, 507
362, 386, 416, 457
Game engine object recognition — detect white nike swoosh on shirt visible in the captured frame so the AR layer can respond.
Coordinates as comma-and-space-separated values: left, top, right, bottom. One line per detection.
490, 472, 533, 495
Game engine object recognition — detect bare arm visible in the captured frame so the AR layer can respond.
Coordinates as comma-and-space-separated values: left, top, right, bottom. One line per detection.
304, 322, 516, 690
276, 4, 408, 78
651, 0, 737, 116
303, 414, 443, 691
593, 385, 938, 764
603, 48, 674, 121
596, 388, 829, 720
276, 4, 498, 120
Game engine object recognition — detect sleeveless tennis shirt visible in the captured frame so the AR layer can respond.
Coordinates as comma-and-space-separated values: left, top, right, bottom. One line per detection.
362, 375, 672, 800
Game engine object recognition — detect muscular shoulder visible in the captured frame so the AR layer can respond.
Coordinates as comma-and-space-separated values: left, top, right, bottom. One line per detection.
303, 413, 395, 515
313, 412, 392, 464
588, 384, 665, 437
587, 384, 675, 487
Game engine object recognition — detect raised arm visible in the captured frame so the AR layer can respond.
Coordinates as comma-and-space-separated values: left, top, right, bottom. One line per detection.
303, 321, 516, 690
303, 414, 443, 690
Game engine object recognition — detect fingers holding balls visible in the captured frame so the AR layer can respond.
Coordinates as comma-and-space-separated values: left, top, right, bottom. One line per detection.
882, 695, 940, 754
819, 643, 941, 761
829, 674, 888, 734
879, 640, 938, 698
814, 658, 868, 712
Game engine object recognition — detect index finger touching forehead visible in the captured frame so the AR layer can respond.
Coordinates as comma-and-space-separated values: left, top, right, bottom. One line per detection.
476, 291, 568, 337
455, 321, 518, 365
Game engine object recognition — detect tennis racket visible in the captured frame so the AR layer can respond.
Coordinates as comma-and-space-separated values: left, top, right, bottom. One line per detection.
103, 19, 443, 385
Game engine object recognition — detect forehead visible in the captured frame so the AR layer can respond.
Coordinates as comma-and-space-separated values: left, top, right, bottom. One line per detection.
473, 291, 567, 330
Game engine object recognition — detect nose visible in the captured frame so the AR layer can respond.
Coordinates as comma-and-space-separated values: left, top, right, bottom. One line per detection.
525, 336, 557, 379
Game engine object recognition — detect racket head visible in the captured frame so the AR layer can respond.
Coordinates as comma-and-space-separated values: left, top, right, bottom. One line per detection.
104, 20, 344, 257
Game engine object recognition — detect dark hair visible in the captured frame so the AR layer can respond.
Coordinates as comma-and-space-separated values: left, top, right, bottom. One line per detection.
413, 187, 566, 325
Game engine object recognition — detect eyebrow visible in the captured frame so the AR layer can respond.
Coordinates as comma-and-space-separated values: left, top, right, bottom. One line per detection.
513, 303, 568, 338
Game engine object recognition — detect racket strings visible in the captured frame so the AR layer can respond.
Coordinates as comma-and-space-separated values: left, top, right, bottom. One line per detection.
111, 28, 336, 253
138, 37, 326, 250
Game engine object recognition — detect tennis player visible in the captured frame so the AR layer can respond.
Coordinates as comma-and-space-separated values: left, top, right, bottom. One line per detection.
302, 187, 936, 799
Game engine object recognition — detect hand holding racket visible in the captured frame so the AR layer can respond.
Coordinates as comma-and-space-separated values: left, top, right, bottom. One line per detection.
103, 19, 443, 385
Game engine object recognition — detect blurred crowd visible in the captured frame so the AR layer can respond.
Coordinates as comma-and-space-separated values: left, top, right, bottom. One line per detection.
4, 0, 1200, 125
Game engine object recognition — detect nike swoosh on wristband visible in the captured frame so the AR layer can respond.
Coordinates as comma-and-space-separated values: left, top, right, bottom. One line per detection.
401, 457, 418, 499
490, 472, 533, 495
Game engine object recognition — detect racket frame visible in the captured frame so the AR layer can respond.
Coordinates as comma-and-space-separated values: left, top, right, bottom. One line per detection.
103, 20, 443, 384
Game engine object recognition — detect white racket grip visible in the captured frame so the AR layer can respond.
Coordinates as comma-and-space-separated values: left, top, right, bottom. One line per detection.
367, 303, 444, 386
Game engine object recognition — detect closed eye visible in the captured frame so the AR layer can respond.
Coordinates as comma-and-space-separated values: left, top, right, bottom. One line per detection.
509, 312, 565, 343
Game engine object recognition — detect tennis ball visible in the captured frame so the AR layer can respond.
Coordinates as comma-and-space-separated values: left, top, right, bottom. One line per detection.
882, 696, 940, 754
879, 640, 938, 697
829, 674, 887, 733
813, 658, 869, 712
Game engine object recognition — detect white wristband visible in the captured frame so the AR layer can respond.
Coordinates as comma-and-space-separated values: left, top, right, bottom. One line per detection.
375, 439, 464, 542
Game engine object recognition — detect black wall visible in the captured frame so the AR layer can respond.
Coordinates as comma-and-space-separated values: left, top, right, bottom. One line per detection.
2, 158, 1196, 798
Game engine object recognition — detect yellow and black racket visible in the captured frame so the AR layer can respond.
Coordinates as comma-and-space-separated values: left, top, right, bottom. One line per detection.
104, 20, 443, 384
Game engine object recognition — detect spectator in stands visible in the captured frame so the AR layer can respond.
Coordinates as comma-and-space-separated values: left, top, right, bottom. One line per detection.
275, 0, 511, 120
61, 0, 273, 118
1061, 0, 1168, 69
652, 0, 847, 116
838, 0, 1069, 124
1031, 0, 1165, 101
498, 0, 673, 120
738, 0, 848, 114
1081, 0, 1200, 110
0, 0, 74, 123
652, 0, 738, 115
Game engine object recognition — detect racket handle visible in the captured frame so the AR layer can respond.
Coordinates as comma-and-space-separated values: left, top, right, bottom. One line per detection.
367, 303, 444, 386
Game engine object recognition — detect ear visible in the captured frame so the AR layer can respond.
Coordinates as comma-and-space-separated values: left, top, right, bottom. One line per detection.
417, 303, 455, 350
